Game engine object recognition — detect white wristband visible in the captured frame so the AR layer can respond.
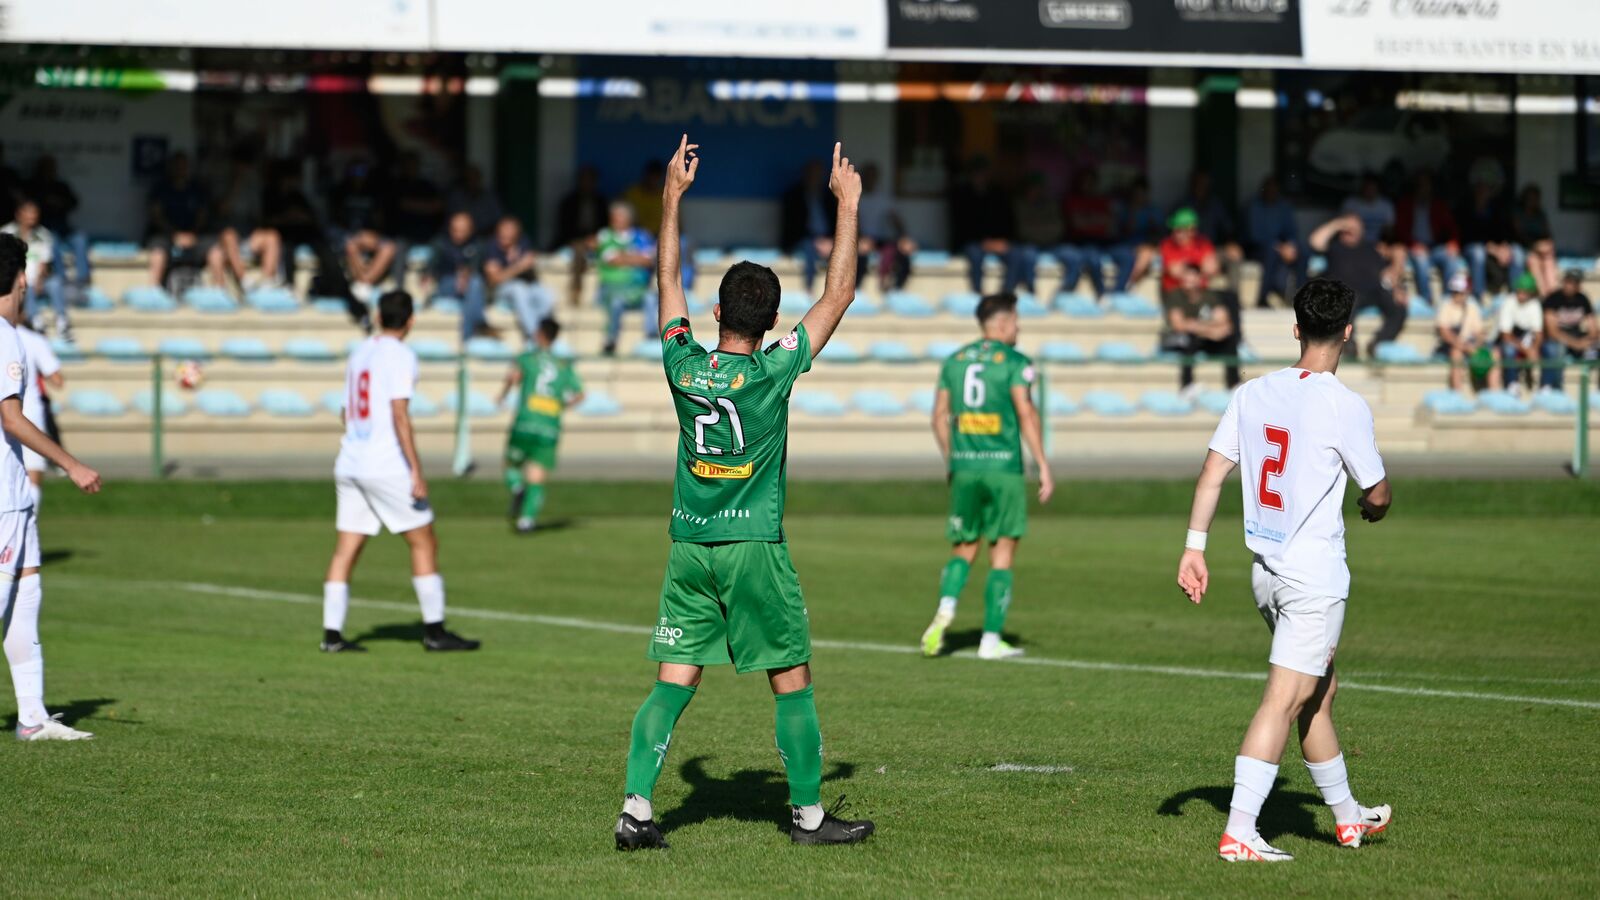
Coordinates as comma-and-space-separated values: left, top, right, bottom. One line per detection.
1184, 529, 1208, 552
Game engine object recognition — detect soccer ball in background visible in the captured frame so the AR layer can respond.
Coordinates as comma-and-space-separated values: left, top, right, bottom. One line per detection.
175, 360, 205, 390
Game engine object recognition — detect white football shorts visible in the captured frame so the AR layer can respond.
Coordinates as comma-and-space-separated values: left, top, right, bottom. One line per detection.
0, 507, 41, 576
1251, 556, 1346, 678
335, 475, 434, 537
22, 447, 44, 473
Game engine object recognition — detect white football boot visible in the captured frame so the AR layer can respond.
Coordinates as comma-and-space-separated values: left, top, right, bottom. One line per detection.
1218, 832, 1293, 862
16, 713, 94, 741
1336, 804, 1391, 848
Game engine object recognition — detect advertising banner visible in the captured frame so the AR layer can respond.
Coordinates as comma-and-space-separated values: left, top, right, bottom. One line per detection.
1, 0, 430, 50
1300, 0, 1600, 74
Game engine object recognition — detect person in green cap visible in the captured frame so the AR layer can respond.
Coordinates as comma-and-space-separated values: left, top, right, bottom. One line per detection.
1496, 272, 1546, 395
1158, 206, 1220, 296
497, 318, 583, 533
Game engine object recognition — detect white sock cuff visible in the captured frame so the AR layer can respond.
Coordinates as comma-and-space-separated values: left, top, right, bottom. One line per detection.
1233, 755, 1279, 806
622, 794, 653, 821
323, 582, 350, 632
1304, 754, 1354, 806
937, 597, 958, 615
413, 573, 445, 625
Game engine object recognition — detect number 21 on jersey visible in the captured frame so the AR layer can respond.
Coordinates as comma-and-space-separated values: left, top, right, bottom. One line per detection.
1258, 425, 1290, 510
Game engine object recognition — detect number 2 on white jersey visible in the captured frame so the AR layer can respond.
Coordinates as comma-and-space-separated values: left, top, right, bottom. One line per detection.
962, 364, 985, 408
1258, 425, 1290, 510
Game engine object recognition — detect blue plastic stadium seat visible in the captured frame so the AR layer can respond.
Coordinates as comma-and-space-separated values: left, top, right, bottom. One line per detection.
156, 337, 209, 359
184, 286, 239, 314
1015, 292, 1049, 318
1477, 389, 1531, 416
1554, 255, 1594, 273
1238, 344, 1261, 363
852, 389, 906, 417
465, 336, 514, 362
1095, 341, 1148, 363
792, 391, 847, 417
195, 389, 251, 418
1372, 342, 1426, 365
123, 286, 177, 313
259, 389, 314, 418
885, 291, 936, 318
1046, 391, 1079, 416
311, 297, 351, 316
911, 249, 952, 268
247, 288, 300, 314
131, 387, 188, 417
871, 341, 917, 364
925, 340, 963, 361
406, 245, 433, 267
818, 340, 860, 362
50, 338, 84, 363
1033, 251, 1062, 273
909, 388, 936, 414
444, 390, 498, 418
410, 392, 441, 418
729, 247, 781, 265
1140, 389, 1194, 417
576, 392, 623, 418
1591, 390, 1600, 410
550, 339, 576, 359
1082, 390, 1138, 417
1055, 292, 1104, 318
685, 293, 712, 315
1039, 341, 1087, 364
409, 337, 454, 361
82, 287, 116, 311
1407, 297, 1436, 320
1107, 292, 1159, 318
942, 292, 981, 317
1196, 389, 1233, 416
67, 390, 126, 418
428, 296, 463, 317
1532, 389, 1577, 415
319, 390, 346, 416
845, 295, 881, 317
780, 293, 812, 315
1354, 305, 1381, 320
90, 241, 142, 261
692, 247, 726, 267
1422, 389, 1478, 416
95, 336, 145, 362
283, 338, 337, 362
1307, 254, 1327, 277
220, 337, 273, 362
632, 340, 664, 361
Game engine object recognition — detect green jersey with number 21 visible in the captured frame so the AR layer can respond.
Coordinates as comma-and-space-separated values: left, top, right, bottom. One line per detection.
661, 317, 812, 543
938, 339, 1036, 474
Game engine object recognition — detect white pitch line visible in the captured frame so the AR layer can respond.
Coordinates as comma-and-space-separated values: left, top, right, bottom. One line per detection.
989, 763, 1075, 774
164, 581, 1600, 711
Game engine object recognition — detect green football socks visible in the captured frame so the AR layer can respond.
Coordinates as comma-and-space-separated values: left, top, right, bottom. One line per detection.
520, 483, 545, 522
504, 466, 524, 494
983, 569, 1014, 634
774, 685, 823, 807
624, 680, 696, 801
938, 557, 971, 605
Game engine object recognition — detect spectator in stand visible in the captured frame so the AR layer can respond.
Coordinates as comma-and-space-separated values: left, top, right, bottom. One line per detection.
1309, 213, 1406, 358
330, 160, 398, 304
1435, 272, 1500, 393
428, 211, 488, 340
263, 163, 363, 320
1158, 208, 1219, 296
1, 200, 69, 341
0, 142, 23, 223
484, 215, 554, 342
214, 149, 283, 290
389, 151, 446, 277
949, 157, 1024, 294
595, 201, 657, 356
555, 165, 607, 308
1458, 179, 1521, 299
1540, 269, 1599, 392
1059, 168, 1129, 299
1159, 265, 1240, 396
1113, 177, 1163, 289
24, 156, 91, 296
1393, 171, 1462, 305
446, 164, 503, 239
856, 162, 915, 292
622, 159, 666, 237
1175, 171, 1242, 291
1513, 184, 1560, 296
1010, 174, 1062, 296
1340, 173, 1395, 245
1242, 174, 1304, 310
782, 159, 841, 293
145, 152, 226, 291
1497, 272, 1546, 395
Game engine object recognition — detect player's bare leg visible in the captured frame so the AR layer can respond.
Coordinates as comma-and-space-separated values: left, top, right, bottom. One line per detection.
977, 537, 1022, 660
515, 462, 547, 533
5, 564, 90, 741
767, 664, 873, 844
400, 524, 478, 652
922, 541, 978, 656
1297, 671, 1391, 848
618, 662, 703, 850
320, 531, 369, 652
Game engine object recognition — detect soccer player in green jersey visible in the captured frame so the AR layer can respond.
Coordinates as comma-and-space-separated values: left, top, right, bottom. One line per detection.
615, 136, 874, 850
920, 292, 1054, 660
497, 318, 583, 534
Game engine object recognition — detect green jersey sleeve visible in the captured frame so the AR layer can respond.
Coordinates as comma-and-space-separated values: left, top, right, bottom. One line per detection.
662, 317, 705, 379
760, 323, 812, 391
1008, 352, 1037, 393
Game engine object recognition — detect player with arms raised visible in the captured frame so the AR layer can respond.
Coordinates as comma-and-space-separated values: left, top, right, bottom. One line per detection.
1178, 278, 1393, 862
614, 136, 874, 849
920, 292, 1053, 659
498, 317, 583, 533
321, 290, 478, 653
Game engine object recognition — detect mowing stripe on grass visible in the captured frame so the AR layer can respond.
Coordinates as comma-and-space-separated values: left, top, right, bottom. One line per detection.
158, 580, 1600, 711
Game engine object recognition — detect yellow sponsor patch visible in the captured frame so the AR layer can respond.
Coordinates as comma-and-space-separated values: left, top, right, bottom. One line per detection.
690, 458, 754, 479
527, 396, 562, 416
958, 412, 1001, 435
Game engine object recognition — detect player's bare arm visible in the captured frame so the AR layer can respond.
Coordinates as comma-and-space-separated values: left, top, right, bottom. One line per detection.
1358, 477, 1392, 523
1010, 383, 1053, 503
799, 142, 862, 356
657, 133, 699, 333
931, 388, 952, 463
0, 396, 99, 493
1177, 449, 1237, 604
497, 364, 522, 405
391, 398, 426, 499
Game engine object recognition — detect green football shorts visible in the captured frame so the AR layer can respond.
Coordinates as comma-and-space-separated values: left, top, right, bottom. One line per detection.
946, 471, 1028, 544
648, 541, 812, 674
505, 432, 559, 470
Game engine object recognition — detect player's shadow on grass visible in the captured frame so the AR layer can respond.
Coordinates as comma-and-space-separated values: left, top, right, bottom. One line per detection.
350, 622, 424, 644
40, 549, 77, 566
660, 755, 857, 836
939, 628, 1023, 656
4, 697, 129, 730
1157, 779, 1324, 843
521, 518, 576, 535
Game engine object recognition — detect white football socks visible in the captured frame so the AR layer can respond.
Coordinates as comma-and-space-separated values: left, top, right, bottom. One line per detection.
1305, 754, 1361, 823
623, 794, 653, 821
1226, 755, 1279, 838
936, 597, 958, 617
793, 803, 824, 830
323, 582, 349, 632
3, 574, 47, 727
413, 573, 445, 625
979, 631, 1002, 653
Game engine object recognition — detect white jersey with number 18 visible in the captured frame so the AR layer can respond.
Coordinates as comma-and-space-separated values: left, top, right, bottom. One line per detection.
334, 335, 418, 480
1207, 368, 1386, 599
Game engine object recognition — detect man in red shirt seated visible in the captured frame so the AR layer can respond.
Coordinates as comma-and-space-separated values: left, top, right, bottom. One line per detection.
1159, 208, 1220, 295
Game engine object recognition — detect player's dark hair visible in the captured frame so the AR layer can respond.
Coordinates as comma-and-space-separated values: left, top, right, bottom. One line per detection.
377, 290, 414, 330
0, 233, 26, 295
976, 291, 1018, 325
538, 317, 561, 341
1292, 278, 1354, 343
717, 261, 782, 340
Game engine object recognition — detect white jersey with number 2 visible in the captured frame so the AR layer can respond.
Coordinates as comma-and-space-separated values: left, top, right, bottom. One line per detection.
1207, 368, 1386, 599
334, 335, 418, 480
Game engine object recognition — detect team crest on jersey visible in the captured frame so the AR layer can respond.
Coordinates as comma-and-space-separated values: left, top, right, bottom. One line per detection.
780, 330, 800, 351
1022, 365, 1036, 383
0, 546, 13, 565
678, 372, 693, 387
730, 373, 744, 390
992, 352, 1004, 363
4, 362, 19, 383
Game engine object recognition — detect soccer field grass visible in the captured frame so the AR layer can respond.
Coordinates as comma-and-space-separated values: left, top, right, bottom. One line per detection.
8, 480, 1599, 896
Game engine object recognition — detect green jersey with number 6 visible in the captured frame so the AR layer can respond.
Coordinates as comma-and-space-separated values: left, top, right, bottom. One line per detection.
938, 339, 1036, 474
660, 316, 812, 543
511, 349, 583, 441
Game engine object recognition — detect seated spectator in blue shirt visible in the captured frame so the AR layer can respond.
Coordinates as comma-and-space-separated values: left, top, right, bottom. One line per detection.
145, 152, 226, 290
484, 215, 554, 344
428, 211, 488, 340
1244, 174, 1305, 309
25, 155, 91, 293
949, 157, 1025, 295
1112, 177, 1163, 288
1056, 168, 1131, 299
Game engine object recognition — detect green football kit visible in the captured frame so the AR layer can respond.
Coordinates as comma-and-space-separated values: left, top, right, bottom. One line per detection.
937, 339, 1037, 544
506, 348, 582, 471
